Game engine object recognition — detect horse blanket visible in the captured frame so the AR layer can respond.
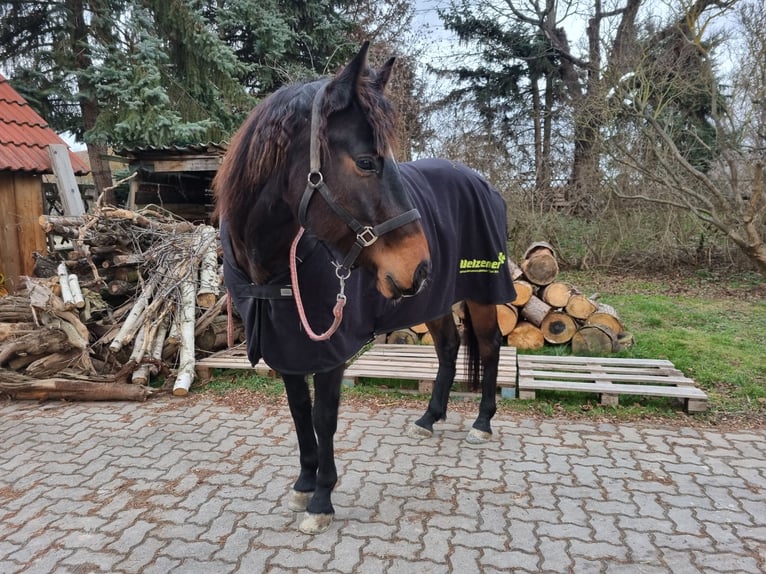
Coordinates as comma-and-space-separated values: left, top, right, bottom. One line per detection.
222, 158, 516, 374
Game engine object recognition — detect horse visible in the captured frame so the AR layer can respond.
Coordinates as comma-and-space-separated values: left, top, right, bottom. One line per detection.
214, 42, 516, 535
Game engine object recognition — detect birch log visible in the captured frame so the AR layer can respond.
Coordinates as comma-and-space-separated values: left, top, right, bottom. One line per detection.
57, 263, 75, 308
109, 279, 155, 352
196, 225, 219, 308
67, 274, 85, 308
172, 279, 197, 396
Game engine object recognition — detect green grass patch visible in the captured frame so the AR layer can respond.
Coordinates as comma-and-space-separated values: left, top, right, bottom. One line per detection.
200, 272, 766, 422
199, 370, 284, 396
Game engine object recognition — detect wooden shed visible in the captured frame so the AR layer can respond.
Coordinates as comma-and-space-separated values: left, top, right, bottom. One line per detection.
117, 144, 226, 224
0, 74, 89, 293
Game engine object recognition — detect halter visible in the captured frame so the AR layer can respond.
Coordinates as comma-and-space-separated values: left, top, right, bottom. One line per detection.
290, 82, 421, 341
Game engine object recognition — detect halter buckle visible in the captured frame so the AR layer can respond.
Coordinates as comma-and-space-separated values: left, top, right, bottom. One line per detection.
356, 227, 378, 247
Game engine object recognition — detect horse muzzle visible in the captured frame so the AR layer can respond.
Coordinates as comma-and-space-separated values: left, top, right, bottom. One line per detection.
371, 231, 431, 300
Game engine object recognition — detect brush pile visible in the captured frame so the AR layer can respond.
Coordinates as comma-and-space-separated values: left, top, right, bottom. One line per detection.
0, 206, 242, 401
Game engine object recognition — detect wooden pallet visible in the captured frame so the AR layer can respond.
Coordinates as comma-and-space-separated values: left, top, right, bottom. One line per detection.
516, 354, 708, 412
195, 344, 274, 381
344, 344, 517, 397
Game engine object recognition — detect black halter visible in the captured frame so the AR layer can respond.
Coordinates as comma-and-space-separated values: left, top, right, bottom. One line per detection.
297, 83, 421, 270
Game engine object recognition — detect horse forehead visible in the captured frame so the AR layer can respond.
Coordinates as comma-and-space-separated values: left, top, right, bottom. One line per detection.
327, 106, 375, 145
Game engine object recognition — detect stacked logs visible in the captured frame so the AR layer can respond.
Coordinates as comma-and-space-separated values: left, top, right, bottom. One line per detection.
0, 207, 242, 401
504, 242, 632, 354
387, 242, 631, 355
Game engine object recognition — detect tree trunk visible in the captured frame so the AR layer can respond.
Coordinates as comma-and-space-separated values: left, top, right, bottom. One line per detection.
68, 0, 113, 202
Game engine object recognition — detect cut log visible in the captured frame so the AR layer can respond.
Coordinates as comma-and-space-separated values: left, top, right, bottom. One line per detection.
420, 331, 434, 345
571, 324, 618, 355
521, 242, 559, 286
387, 329, 417, 345
507, 321, 545, 350
197, 315, 241, 352
511, 280, 534, 307
172, 278, 198, 396
0, 322, 37, 342
196, 225, 219, 308
585, 303, 624, 335
57, 262, 75, 309
0, 369, 153, 401
67, 274, 85, 308
24, 351, 81, 378
496, 303, 519, 336
520, 295, 552, 327
540, 310, 578, 344
411, 323, 429, 335
540, 282, 577, 308
565, 294, 598, 320
507, 259, 524, 280
108, 280, 136, 296
0, 328, 72, 366
109, 279, 155, 352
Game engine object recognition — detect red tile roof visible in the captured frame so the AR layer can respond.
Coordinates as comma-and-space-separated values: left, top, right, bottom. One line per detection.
0, 74, 89, 174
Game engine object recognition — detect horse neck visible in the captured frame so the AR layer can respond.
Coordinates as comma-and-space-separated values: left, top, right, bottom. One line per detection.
231, 193, 299, 285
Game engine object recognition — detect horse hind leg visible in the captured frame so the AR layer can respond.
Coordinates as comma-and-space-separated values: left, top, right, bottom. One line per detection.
463, 300, 501, 444
408, 313, 460, 439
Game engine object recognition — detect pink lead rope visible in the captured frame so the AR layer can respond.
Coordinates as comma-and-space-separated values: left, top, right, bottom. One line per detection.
289, 227, 348, 341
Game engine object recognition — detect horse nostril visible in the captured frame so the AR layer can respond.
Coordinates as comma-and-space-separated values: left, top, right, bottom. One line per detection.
412, 260, 431, 294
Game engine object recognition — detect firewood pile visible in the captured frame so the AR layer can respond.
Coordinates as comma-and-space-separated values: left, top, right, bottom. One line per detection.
504, 242, 633, 353
388, 242, 633, 355
0, 206, 242, 402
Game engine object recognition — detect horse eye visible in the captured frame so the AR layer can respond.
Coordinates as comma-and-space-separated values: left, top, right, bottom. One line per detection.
355, 157, 377, 173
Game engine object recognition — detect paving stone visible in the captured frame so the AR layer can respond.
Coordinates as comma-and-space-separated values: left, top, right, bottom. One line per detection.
0, 399, 765, 573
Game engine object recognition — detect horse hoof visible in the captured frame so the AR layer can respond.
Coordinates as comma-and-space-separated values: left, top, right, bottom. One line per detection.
299, 512, 333, 534
466, 428, 492, 444
288, 490, 313, 512
406, 423, 433, 439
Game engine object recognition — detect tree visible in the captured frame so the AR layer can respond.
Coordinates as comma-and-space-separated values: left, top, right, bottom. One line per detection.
343, 0, 427, 160
603, 0, 766, 275
0, 0, 253, 201
435, 1, 560, 192
202, 0, 358, 96
434, 0, 648, 209
0, 0, 123, 198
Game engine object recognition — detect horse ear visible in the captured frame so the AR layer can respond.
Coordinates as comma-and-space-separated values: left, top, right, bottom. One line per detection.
324, 41, 370, 111
374, 57, 396, 92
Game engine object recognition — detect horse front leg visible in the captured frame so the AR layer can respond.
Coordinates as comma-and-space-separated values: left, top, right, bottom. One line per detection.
285, 364, 344, 534
409, 313, 460, 439
283, 373, 318, 513
464, 301, 501, 444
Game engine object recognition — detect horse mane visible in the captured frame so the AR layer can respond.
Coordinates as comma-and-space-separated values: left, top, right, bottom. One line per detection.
213, 62, 398, 282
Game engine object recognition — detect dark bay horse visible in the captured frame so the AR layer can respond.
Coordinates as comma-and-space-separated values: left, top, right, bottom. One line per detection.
214, 43, 516, 534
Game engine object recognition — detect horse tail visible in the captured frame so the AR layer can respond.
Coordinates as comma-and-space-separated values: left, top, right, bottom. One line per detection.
461, 302, 482, 392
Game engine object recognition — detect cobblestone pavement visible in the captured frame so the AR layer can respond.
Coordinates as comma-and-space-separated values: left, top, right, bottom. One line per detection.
1, 396, 765, 574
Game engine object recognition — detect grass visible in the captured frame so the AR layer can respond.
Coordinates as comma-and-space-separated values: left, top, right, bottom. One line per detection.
200, 270, 766, 425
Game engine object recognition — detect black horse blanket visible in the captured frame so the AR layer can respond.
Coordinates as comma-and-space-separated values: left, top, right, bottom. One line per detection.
222, 158, 516, 374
